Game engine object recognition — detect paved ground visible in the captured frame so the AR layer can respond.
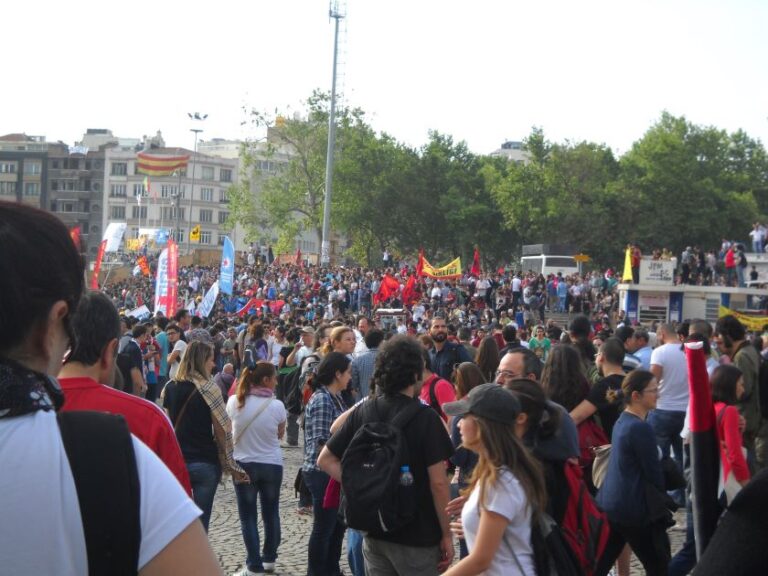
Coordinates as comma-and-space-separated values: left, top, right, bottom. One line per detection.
208, 440, 686, 576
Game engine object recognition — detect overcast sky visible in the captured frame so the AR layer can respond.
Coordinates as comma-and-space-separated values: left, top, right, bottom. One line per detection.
3, 0, 766, 157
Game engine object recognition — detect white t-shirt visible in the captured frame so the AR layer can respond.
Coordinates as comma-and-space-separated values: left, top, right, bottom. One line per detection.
0, 411, 200, 574
650, 343, 689, 411
227, 395, 287, 466
462, 467, 535, 576
168, 339, 188, 380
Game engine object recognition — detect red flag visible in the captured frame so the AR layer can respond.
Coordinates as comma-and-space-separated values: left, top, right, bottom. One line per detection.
91, 239, 107, 289
69, 226, 81, 251
136, 292, 144, 307
470, 247, 481, 277
373, 274, 401, 306
416, 248, 424, 277
137, 255, 151, 277
402, 275, 418, 306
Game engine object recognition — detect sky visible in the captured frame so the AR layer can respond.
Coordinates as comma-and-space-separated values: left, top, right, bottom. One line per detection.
3, 0, 766, 157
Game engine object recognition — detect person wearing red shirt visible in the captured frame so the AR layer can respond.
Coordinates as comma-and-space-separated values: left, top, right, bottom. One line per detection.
419, 348, 456, 423
58, 291, 192, 495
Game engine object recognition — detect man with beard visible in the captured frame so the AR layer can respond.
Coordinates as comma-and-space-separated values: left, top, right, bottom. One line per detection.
428, 317, 472, 381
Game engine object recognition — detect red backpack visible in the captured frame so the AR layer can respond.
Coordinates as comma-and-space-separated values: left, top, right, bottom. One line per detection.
559, 460, 611, 576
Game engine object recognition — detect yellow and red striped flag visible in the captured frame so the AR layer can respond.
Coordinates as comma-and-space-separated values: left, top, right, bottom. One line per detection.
136, 152, 190, 176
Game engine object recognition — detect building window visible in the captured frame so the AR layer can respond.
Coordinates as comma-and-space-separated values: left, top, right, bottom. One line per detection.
200, 187, 213, 202
0, 162, 17, 174
131, 206, 147, 219
201, 166, 215, 180
110, 206, 126, 219
162, 206, 185, 221
24, 161, 42, 175
23, 182, 40, 196
161, 184, 185, 198
0, 182, 15, 195
111, 162, 127, 176
218, 235, 227, 246
171, 229, 185, 243
220, 168, 232, 183
218, 211, 229, 224
218, 188, 228, 203
200, 231, 211, 244
110, 184, 127, 197
133, 183, 146, 197
61, 202, 75, 213
51, 160, 60, 169
51, 180, 59, 191
131, 227, 140, 239
199, 209, 213, 223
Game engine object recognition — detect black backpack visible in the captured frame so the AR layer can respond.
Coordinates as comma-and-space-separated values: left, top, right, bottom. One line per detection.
341, 398, 425, 535
57, 411, 140, 575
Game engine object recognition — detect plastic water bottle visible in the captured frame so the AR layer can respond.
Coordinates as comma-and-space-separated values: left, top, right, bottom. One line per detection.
399, 465, 414, 486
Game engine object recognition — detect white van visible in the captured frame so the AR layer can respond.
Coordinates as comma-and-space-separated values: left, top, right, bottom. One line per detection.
520, 254, 579, 277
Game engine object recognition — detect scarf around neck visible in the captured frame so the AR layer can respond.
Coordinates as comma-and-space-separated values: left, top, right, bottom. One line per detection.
0, 357, 64, 419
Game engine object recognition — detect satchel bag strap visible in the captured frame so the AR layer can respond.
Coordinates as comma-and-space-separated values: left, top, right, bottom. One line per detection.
234, 397, 273, 446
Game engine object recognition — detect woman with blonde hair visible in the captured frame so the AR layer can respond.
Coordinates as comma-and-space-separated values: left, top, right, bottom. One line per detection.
227, 361, 287, 576
443, 384, 547, 575
321, 325, 356, 357
163, 340, 249, 532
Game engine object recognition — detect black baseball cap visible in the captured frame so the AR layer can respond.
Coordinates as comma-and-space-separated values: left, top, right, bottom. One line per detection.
443, 383, 521, 423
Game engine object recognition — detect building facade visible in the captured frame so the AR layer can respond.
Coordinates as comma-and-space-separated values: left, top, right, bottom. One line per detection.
102, 145, 240, 253
0, 133, 48, 210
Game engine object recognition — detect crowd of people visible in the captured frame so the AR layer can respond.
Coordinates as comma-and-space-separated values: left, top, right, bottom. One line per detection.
3, 200, 768, 576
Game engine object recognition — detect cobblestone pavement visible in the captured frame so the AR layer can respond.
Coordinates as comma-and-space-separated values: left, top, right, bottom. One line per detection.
208, 441, 686, 576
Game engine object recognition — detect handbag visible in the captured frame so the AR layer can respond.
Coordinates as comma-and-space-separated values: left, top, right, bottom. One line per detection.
233, 398, 273, 446
591, 444, 612, 489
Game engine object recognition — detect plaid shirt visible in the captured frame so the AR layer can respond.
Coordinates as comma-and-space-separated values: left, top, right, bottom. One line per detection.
302, 386, 346, 472
350, 348, 378, 399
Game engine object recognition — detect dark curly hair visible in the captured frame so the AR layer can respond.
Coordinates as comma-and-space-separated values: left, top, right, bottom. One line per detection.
372, 335, 424, 396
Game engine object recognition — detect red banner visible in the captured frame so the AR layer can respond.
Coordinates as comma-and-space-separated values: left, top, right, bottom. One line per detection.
91, 239, 107, 289
373, 274, 401, 306
166, 240, 179, 318
136, 152, 190, 176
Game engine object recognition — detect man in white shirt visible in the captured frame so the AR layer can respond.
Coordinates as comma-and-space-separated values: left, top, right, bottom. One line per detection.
648, 322, 689, 503
166, 324, 187, 380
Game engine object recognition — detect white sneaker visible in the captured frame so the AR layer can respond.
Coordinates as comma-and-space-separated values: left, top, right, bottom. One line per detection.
232, 569, 264, 576
263, 562, 276, 573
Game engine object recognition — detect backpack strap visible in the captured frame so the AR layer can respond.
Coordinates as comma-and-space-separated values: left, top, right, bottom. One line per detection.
389, 398, 426, 430
57, 411, 140, 576
425, 374, 441, 415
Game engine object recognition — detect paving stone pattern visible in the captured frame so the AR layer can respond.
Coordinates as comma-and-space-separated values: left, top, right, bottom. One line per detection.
208, 440, 686, 575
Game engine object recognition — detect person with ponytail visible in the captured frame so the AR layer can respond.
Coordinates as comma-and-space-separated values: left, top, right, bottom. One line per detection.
442, 384, 547, 575
595, 370, 671, 576
226, 361, 287, 576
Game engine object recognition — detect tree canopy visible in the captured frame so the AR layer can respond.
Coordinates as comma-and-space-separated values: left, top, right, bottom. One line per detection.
228, 96, 768, 270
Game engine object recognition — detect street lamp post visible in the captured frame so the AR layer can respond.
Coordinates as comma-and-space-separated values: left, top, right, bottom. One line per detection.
186, 112, 207, 255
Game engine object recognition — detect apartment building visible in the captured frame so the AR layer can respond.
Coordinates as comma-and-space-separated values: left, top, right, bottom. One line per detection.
0, 133, 47, 209
102, 144, 239, 252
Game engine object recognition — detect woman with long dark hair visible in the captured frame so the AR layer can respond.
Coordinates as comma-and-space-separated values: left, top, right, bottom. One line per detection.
227, 361, 287, 575
0, 202, 219, 573
474, 336, 500, 383
302, 352, 350, 576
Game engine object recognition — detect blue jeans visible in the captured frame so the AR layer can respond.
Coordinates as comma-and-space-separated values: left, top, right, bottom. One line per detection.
648, 409, 686, 504
303, 468, 345, 576
347, 529, 365, 576
187, 461, 222, 532
234, 462, 283, 572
